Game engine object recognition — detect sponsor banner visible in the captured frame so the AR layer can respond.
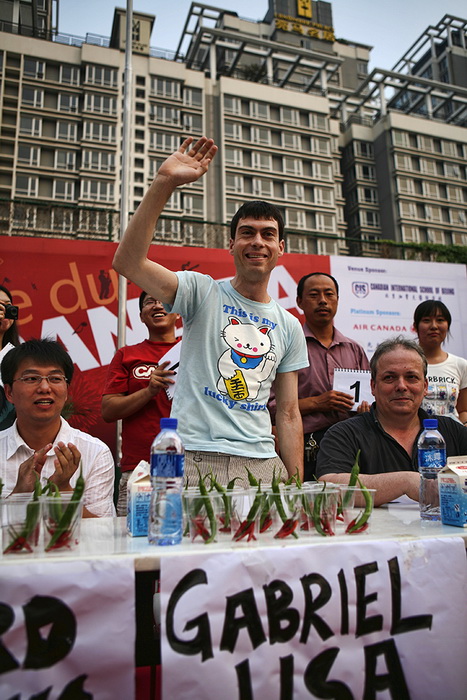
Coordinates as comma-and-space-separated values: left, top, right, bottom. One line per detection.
160, 537, 467, 699
331, 256, 467, 358
0, 557, 135, 698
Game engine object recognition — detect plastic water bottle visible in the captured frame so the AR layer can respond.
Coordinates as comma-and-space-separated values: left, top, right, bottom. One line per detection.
417, 418, 446, 521
148, 417, 184, 545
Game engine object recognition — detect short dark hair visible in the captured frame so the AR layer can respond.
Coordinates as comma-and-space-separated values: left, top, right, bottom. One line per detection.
0, 284, 20, 348
370, 335, 427, 381
1, 338, 74, 386
230, 201, 284, 240
138, 291, 148, 312
413, 300, 452, 331
297, 272, 339, 299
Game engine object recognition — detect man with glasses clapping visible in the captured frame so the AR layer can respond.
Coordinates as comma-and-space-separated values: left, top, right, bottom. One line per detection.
0, 338, 115, 517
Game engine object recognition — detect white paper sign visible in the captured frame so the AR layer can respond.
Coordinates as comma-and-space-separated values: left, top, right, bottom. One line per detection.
161, 538, 467, 700
159, 341, 182, 400
0, 558, 135, 699
333, 368, 372, 405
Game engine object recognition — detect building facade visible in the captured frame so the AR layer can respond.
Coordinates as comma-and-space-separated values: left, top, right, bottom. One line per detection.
0, 0, 466, 256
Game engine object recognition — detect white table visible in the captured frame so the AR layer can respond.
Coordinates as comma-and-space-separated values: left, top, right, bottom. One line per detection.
3, 503, 463, 572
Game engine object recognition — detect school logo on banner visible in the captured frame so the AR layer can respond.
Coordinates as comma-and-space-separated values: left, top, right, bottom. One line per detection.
352, 281, 369, 298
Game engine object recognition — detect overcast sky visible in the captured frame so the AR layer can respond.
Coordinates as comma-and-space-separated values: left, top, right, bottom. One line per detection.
58, 0, 467, 71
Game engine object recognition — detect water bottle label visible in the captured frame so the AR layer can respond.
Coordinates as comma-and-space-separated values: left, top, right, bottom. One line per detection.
150, 453, 184, 477
418, 448, 446, 469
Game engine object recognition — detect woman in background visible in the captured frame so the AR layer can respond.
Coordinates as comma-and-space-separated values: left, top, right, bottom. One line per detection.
413, 299, 467, 425
0, 284, 20, 430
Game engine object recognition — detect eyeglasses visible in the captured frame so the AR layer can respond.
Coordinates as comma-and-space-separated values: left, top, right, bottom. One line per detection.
12, 374, 68, 386
142, 297, 161, 308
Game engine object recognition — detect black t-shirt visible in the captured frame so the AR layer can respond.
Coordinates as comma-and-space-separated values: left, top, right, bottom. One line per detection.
316, 405, 467, 478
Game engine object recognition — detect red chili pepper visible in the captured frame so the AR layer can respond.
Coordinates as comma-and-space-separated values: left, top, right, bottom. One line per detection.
260, 513, 272, 533
345, 518, 369, 535
3, 535, 33, 554
274, 518, 298, 539
233, 519, 257, 542
320, 516, 335, 536
46, 529, 74, 550
191, 516, 211, 542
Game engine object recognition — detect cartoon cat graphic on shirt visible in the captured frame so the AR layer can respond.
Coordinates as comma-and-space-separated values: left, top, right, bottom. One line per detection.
217, 317, 276, 401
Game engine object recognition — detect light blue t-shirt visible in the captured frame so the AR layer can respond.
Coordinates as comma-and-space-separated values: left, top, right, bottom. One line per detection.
166, 272, 308, 457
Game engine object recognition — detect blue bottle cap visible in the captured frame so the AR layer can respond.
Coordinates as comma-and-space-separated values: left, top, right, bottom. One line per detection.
160, 417, 178, 430
423, 418, 438, 429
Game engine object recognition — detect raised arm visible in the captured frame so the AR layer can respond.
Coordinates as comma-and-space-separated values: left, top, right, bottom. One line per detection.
113, 136, 218, 304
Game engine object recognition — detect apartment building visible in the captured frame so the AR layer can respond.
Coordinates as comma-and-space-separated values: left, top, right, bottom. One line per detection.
0, 0, 466, 256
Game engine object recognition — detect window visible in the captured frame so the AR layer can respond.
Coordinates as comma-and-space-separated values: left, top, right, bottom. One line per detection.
226, 148, 243, 167
16, 175, 38, 197
24, 58, 45, 79
22, 87, 44, 108
83, 122, 116, 143
184, 195, 203, 215
284, 183, 304, 201
150, 78, 181, 100
284, 157, 303, 176
280, 107, 299, 125
312, 162, 331, 180
316, 214, 335, 232
60, 65, 80, 85
225, 122, 242, 141
224, 96, 241, 114
252, 152, 272, 171
84, 94, 117, 115
393, 131, 408, 148
226, 175, 244, 193
251, 101, 270, 119
310, 113, 327, 131
18, 144, 40, 166
311, 137, 330, 155
182, 113, 202, 131
423, 182, 439, 198
55, 150, 76, 170
184, 87, 202, 107
364, 211, 380, 227
150, 132, 180, 151
85, 65, 118, 88
56, 121, 77, 141
442, 141, 456, 157
361, 187, 378, 203
357, 142, 373, 158
286, 209, 306, 229
251, 128, 271, 145
150, 105, 180, 124
418, 135, 433, 152
20, 116, 42, 137
51, 209, 74, 233
445, 163, 461, 178
420, 159, 435, 175
282, 132, 301, 150
82, 150, 115, 172
53, 180, 75, 201
253, 178, 273, 198
447, 186, 462, 202
394, 153, 411, 170
402, 225, 420, 243
360, 165, 376, 181
81, 179, 115, 202
314, 187, 333, 205
400, 201, 417, 218
58, 94, 79, 112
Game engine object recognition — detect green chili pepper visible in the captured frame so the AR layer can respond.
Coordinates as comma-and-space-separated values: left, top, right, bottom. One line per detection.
345, 476, 373, 534
196, 468, 217, 544
45, 468, 85, 551
210, 473, 235, 531
3, 478, 42, 554
338, 449, 362, 518
245, 467, 259, 488
233, 483, 263, 542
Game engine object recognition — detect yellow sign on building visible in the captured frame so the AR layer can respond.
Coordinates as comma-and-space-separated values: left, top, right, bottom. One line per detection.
297, 0, 312, 19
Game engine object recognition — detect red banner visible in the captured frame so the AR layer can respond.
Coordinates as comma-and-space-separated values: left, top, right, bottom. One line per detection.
1, 237, 327, 450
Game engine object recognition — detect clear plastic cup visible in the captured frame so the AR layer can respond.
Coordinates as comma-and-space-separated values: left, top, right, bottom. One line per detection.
42, 493, 83, 552
2, 494, 42, 555
338, 485, 376, 534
